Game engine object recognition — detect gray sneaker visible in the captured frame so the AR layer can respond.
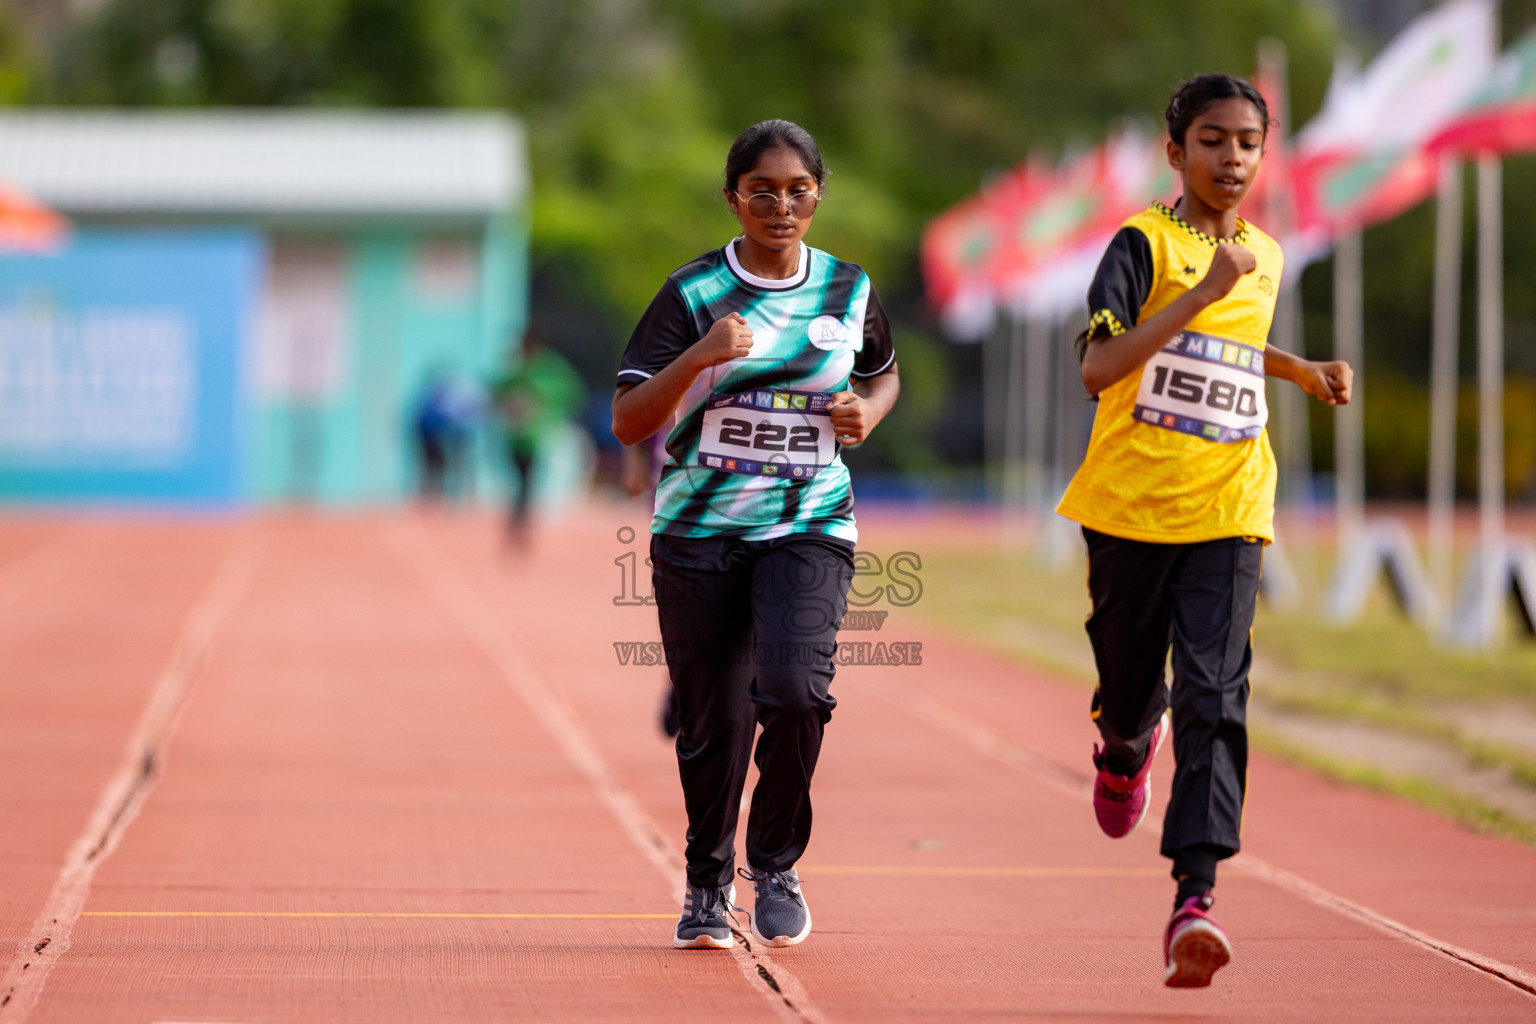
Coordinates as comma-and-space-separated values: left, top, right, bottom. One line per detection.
739, 866, 811, 947
672, 882, 738, 949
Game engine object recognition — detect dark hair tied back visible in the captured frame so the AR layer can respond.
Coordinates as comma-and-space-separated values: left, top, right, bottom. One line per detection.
723, 119, 828, 194
1165, 74, 1270, 147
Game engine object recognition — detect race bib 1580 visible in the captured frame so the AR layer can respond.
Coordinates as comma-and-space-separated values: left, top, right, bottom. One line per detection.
1133, 331, 1267, 443
698, 388, 836, 479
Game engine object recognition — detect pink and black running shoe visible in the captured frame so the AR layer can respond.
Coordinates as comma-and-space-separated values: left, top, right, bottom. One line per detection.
1163, 892, 1232, 987
1090, 709, 1170, 838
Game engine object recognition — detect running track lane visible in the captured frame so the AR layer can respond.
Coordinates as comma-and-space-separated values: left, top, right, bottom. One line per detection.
7, 515, 789, 1024
429, 506, 1536, 1021
0, 510, 1531, 1021
0, 520, 230, 968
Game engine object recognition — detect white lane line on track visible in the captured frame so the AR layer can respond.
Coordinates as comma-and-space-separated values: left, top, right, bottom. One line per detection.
85, 911, 677, 919
876, 674, 1536, 1001
0, 538, 257, 1022
391, 522, 828, 1024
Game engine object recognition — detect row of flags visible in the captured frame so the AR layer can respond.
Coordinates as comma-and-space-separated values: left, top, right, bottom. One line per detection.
923, 0, 1530, 339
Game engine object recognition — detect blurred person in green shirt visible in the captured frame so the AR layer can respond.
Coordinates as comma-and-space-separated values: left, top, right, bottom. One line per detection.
490, 334, 585, 544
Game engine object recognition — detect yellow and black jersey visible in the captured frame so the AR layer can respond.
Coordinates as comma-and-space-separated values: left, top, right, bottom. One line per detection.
1057, 201, 1283, 544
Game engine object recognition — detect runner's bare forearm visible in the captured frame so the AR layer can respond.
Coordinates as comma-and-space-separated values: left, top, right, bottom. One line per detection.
1080, 287, 1216, 397
612, 356, 706, 445
852, 366, 900, 432
1259, 345, 1307, 385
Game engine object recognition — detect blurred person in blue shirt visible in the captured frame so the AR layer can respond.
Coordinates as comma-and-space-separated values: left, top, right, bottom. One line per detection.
412, 370, 482, 504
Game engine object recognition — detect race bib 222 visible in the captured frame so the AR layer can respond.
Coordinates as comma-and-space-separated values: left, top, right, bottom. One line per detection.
697, 388, 836, 479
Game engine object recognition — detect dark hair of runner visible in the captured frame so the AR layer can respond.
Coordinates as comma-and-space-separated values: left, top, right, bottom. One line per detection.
1165, 74, 1270, 147
723, 120, 828, 193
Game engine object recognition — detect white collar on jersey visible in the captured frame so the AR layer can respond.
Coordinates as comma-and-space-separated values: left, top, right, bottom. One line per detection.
724, 237, 811, 291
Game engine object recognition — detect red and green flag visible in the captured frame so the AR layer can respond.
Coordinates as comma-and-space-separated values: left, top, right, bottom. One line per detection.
982, 155, 1056, 293
997, 124, 1174, 316
920, 191, 1004, 339
1291, 0, 1494, 242
1427, 26, 1536, 155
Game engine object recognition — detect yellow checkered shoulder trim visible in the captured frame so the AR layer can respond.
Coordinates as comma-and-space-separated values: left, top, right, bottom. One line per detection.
1088, 309, 1125, 338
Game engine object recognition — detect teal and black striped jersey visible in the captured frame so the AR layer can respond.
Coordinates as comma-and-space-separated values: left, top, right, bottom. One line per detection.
617, 238, 895, 541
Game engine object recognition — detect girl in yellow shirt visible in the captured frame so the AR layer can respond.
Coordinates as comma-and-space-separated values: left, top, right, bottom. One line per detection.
1058, 74, 1352, 988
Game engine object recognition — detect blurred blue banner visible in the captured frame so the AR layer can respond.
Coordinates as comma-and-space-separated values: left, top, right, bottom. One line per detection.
0, 230, 262, 504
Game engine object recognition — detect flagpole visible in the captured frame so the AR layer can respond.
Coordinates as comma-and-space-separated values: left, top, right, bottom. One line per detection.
1473, 153, 1505, 648
1002, 313, 1028, 527
1428, 158, 1463, 622
1055, 311, 1083, 493
1257, 38, 1313, 519
984, 314, 1007, 502
1022, 314, 1051, 513
1273, 288, 1309, 499
1333, 226, 1366, 568
1039, 309, 1088, 567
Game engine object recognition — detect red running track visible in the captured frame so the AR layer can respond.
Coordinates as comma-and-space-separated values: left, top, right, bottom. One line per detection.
1, 507, 1534, 1023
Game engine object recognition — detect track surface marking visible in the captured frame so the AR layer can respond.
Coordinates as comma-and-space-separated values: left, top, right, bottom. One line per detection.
391, 521, 825, 1024
875, 672, 1536, 998
0, 510, 1533, 1022
1, 536, 254, 1020
21, 516, 793, 1023
432, 507, 1536, 1021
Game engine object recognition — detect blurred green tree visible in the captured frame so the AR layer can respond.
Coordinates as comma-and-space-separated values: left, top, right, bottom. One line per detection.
40, 0, 1337, 320
0, 6, 32, 104
42, 0, 1536, 497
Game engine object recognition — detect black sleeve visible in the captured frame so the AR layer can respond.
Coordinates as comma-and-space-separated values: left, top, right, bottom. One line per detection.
1085, 227, 1153, 341
617, 278, 694, 387
851, 283, 896, 379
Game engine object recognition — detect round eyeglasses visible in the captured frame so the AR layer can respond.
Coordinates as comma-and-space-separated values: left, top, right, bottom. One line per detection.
733, 190, 821, 220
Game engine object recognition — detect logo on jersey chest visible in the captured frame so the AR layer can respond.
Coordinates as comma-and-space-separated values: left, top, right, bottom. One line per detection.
807, 314, 850, 350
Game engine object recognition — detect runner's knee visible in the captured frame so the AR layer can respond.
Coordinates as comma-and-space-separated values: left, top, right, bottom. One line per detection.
752, 663, 834, 721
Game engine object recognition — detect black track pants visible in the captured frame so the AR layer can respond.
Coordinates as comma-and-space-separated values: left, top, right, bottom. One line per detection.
651, 532, 854, 889
1082, 527, 1262, 858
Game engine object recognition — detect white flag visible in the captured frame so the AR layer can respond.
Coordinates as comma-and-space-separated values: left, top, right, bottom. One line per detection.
1297, 0, 1495, 154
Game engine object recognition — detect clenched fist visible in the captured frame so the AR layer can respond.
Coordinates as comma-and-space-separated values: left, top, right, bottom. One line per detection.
1299, 359, 1353, 406
828, 391, 871, 446
1195, 243, 1257, 303
689, 312, 753, 371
